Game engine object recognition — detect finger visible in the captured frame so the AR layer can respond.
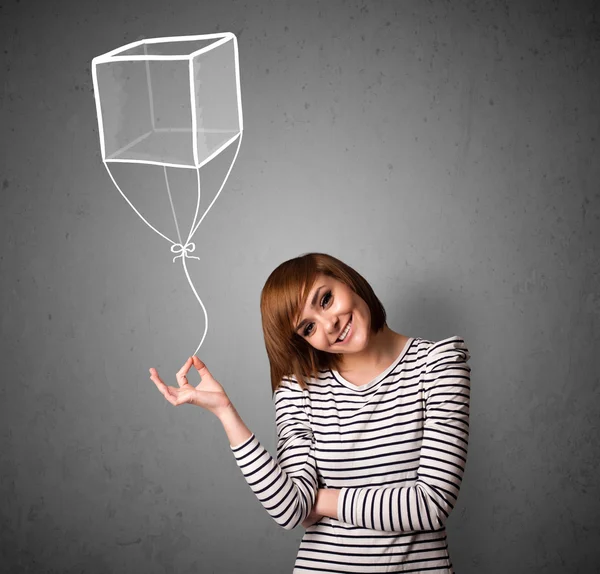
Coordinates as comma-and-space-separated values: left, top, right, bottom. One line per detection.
149, 368, 166, 391
150, 378, 182, 407
176, 357, 194, 388
150, 368, 176, 399
191, 356, 211, 379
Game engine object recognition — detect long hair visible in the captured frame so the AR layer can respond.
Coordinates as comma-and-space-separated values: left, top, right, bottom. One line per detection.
260, 253, 387, 394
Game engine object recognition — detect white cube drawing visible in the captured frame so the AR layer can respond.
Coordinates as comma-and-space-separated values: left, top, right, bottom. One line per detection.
92, 33, 243, 169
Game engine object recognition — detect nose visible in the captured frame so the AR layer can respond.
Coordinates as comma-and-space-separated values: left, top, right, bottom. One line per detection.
323, 314, 339, 335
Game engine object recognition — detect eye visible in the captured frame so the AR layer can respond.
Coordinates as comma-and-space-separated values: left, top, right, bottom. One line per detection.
303, 291, 332, 337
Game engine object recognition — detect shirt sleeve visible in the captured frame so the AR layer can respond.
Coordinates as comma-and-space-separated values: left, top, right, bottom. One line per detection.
337, 336, 471, 532
230, 380, 319, 530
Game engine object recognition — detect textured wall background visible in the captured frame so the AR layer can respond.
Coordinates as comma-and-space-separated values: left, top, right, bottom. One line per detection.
1, 0, 599, 572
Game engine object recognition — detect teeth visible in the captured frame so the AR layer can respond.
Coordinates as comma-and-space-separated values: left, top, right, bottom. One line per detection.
337, 318, 352, 342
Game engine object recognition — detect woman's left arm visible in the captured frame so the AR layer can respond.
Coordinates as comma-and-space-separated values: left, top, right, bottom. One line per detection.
314, 337, 471, 532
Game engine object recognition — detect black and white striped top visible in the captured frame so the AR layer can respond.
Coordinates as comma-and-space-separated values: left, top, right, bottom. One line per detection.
230, 335, 471, 573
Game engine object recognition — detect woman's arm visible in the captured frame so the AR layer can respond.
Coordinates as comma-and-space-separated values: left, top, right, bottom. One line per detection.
218, 403, 253, 447
226, 381, 320, 530
150, 357, 319, 531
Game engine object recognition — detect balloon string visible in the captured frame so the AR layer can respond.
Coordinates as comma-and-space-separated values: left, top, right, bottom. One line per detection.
164, 166, 184, 246
178, 245, 209, 357
103, 131, 243, 357
180, 132, 243, 356
166, 167, 207, 357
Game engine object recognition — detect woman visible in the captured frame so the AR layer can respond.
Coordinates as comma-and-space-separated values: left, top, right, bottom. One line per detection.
150, 252, 471, 573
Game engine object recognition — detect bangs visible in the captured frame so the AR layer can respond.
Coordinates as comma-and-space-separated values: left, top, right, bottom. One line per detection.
284, 269, 318, 339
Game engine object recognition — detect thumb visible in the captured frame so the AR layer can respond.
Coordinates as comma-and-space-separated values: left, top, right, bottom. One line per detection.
192, 355, 213, 380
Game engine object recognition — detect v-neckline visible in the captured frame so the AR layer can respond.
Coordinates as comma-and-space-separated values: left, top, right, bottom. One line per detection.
330, 337, 414, 392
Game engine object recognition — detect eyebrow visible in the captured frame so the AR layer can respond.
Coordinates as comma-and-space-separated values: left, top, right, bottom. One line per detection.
295, 284, 326, 333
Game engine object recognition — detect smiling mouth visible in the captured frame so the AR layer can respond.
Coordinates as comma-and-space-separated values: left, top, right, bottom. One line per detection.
335, 316, 352, 343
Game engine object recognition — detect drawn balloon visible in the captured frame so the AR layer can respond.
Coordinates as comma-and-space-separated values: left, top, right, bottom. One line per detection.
92, 33, 243, 355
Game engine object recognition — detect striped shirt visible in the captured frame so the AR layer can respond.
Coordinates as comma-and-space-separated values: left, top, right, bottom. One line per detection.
230, 335, 471, 573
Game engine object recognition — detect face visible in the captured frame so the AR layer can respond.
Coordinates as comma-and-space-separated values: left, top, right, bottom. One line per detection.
294, 273, 372, 354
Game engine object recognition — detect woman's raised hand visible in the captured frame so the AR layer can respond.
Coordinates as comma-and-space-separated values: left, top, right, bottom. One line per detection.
149, 356, 232, 416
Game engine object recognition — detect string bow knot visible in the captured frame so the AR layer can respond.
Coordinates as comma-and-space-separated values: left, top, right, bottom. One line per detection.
171, 242, 200, 263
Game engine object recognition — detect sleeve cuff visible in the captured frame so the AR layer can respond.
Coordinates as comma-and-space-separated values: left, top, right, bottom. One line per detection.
229, 433, 256, 455
337, 487, 348, 523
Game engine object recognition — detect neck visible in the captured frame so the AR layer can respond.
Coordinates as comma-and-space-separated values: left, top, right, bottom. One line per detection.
338, 324, 402, 374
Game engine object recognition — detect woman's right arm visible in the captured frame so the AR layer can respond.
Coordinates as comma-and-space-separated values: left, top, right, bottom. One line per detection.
150, 356, 319, 530
223, 382, 320, 530
217, 403, 253, 448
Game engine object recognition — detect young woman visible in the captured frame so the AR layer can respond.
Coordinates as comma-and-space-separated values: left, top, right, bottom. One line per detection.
150, 252, 471, 573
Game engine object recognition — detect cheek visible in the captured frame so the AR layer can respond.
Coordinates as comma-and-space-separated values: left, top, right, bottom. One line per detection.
357, 309, 369, 333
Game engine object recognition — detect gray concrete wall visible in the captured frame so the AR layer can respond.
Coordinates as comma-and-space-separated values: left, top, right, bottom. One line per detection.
1, 0, 599, 572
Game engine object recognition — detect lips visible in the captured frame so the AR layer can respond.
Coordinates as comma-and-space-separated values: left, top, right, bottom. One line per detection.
336, 316, 352, 344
